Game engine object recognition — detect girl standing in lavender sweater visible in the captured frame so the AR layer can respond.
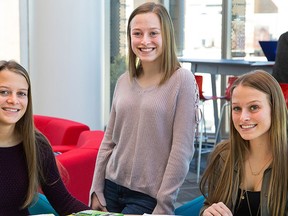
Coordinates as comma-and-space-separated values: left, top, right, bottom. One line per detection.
90, 2, 199, 215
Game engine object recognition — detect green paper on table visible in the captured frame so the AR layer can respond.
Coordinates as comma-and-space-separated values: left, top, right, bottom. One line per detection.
71, 210, 124, 216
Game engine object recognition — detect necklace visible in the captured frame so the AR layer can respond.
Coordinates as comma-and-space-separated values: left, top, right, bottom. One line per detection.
248, 156, 272, 176
245, 190, 261, 216
241, 176, 263, 200
240, 176, 263, 216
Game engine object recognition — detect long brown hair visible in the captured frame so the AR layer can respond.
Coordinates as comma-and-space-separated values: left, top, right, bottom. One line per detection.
127, 2, 180, 84
200, 70, 288, 215
0, 60, 38, 208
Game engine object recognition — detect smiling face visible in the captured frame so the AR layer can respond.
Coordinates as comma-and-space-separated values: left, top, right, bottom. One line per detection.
231, 84, 271, 144
0, 69, 28, 127
130, 12, 163, 66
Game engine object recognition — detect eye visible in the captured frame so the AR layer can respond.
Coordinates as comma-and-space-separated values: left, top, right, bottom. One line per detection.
250, 105, 259, 111
0, 90, 10, 96
232, 106, 241, 112
132, 31, 142, 37
17, 91, 28, 97
150, 31, 159, 37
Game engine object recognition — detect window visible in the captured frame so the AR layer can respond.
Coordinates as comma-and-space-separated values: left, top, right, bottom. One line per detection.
183, 0, 222, 59
0, 0, 20, 62
241, 0, 288, 60
109, 0, 287, 133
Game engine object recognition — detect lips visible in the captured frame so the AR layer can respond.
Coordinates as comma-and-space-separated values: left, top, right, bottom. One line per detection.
139, 47, 155, 52
2, 107, 20, 112
240, 124, 256, 129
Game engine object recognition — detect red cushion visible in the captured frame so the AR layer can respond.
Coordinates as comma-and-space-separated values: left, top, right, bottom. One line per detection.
56, 130, 104, 204
52, 130, 104, 152
34, 115, 90, 147
77, 130, 105, 149
57, 148, 99, 205
280, 83, 288, 107
52, 145, 76, 153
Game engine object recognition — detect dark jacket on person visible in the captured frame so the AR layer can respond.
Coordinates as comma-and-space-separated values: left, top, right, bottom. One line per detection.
272, 31, 288, 83
200, 145, 287, 216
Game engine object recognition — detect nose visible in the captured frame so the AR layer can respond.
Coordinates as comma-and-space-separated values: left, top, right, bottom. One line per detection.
141, 33, 151, 45
7, 93, 19, 105
240, 109, 250, 121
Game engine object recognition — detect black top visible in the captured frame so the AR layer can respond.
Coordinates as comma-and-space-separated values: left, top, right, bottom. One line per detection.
272, 31, 288, 83
234, 188, 261, 216
0, 133, 90, 216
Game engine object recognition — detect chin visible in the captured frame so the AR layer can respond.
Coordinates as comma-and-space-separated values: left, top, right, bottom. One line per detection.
239, 134, 254, 141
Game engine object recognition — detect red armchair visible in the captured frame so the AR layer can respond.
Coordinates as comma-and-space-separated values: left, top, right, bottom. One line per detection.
56, 130, 105, 205
33, 115, 90, 153
280, 83, 288, 108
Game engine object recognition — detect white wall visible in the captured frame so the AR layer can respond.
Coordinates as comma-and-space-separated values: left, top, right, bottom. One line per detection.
20, 0, 109, 130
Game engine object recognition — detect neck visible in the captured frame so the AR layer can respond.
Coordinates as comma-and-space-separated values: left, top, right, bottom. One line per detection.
141, 63, 161, 76
0, 125, 20, 147
249, 139, 271, 159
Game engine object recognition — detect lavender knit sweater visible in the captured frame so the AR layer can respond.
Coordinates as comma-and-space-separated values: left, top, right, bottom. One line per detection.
90, 68, 199, 214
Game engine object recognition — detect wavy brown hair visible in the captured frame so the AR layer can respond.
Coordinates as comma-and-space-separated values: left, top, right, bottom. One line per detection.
200, 70, 288, 215
127, 2, 180, 85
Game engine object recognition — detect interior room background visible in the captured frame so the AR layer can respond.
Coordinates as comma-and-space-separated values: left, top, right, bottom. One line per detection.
0, 0, 287, 130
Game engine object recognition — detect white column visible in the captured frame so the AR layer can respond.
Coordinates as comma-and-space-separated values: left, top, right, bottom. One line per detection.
24, 0, 109, 130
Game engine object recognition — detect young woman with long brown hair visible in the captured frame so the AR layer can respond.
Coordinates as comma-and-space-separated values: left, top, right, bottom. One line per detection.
200, 70, 288, 215
0, 60, 90, 215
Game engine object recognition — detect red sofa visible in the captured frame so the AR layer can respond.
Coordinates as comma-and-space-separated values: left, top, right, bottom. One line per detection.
56, 130, 104, 205
34, 115, 90, 153
33, 115, 105, 205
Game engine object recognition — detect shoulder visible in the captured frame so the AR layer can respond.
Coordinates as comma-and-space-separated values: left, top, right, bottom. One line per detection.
209, 140, 230, 164
114, 72, 131, 89
117, 71, 130, 83
35, 131, 51, 148
169, 68, 196, 88
279, 32, 288, 43
280, 31, 288, 38
217, 140, 230, 157
173, 67, 194, 80
35, 131, 54, 158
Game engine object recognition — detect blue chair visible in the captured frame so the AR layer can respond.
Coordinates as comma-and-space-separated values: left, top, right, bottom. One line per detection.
28, 193, 59, 216
175, 195, 205, 216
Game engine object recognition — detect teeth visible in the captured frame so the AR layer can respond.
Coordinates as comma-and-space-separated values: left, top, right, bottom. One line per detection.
3, 108, 19, 112
241, 124, 255, 129
140, 48, 154, 52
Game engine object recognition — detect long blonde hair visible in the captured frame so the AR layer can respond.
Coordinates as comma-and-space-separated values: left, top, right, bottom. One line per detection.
127, 2, 180, 84
200, 70, 288, 215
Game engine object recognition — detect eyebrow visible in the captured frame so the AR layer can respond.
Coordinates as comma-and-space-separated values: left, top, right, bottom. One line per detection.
0, 86, 28, 91
232, 100, 263, 105
131, 27, 160, 31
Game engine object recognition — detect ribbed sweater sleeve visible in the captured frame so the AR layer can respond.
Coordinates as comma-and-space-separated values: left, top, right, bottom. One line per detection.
37, 134, 90, 215
0, 137, 89, 215
90, 68, 199, 214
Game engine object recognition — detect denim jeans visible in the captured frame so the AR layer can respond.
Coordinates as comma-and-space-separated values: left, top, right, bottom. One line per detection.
104, 179, 157, 214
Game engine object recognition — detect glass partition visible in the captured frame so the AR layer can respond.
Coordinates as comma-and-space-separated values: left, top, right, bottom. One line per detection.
234, 0, 286, 61
109, 0, 287, 133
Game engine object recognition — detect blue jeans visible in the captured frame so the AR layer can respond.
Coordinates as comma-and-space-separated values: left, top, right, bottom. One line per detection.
104, 179, 157, 214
